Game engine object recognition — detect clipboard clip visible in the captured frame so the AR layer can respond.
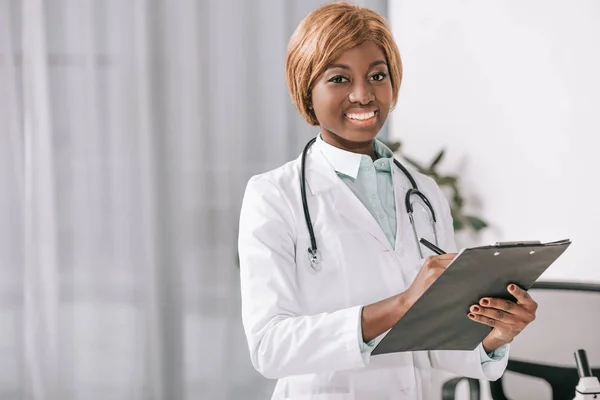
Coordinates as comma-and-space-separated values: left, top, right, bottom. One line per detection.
492, 241, 541, 247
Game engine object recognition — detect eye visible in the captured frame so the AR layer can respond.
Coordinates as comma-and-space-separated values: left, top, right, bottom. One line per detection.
328, 75, 349, 84
371, 72, 388, 82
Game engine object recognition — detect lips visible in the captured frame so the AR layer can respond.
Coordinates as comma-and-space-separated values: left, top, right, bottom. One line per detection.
345, 108, 378, 118
345, 110, 376, 120
344, 109, 378, 127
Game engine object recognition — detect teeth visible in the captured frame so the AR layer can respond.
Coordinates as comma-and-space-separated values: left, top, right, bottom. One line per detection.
346, 111, 375, 120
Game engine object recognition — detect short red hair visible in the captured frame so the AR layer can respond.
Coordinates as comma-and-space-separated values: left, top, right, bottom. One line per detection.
286, 2, 403, 126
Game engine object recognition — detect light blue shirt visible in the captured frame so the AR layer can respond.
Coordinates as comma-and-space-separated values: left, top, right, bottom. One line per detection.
316, 134, 507, 364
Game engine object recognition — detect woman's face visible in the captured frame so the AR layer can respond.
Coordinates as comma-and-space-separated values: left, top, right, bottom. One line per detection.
310, 40, 393, 153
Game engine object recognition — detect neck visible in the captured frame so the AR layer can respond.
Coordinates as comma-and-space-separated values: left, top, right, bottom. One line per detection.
321, 131, 378, 160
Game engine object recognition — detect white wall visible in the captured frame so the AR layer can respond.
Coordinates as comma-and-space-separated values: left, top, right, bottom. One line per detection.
389, 0, 600, 283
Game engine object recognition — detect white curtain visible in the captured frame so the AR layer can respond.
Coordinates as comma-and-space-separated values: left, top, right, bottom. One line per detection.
0, 0, 387, 399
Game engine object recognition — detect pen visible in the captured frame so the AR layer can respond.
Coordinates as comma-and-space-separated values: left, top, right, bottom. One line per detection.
419, 238, 447, 255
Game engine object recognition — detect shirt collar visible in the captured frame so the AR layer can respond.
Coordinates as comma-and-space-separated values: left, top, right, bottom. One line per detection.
315, 134, 394, 179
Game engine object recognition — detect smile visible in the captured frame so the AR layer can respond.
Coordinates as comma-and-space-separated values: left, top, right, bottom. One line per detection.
344, 110, 378, 127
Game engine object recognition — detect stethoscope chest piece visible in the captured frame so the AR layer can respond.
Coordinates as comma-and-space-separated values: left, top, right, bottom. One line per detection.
307, 248, 321, 271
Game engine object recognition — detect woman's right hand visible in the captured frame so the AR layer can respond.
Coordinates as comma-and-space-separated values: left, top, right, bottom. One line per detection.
401, 253, 458, 308
361, 253, 457, 342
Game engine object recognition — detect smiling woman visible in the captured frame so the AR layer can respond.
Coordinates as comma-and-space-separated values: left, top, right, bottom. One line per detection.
238, 2, 521, 399
311, 42, 392, 146
286, 3, 402, 155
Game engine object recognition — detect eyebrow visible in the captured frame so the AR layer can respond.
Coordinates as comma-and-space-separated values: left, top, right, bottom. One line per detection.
325, 60, 388, 71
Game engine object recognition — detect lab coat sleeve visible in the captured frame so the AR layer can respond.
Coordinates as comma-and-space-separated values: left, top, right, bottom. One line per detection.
238, 176, 367, 379
357, 307, 389, 363
479, 343, 509, 364
427, 183, 509, 380
429, 344, 509, 380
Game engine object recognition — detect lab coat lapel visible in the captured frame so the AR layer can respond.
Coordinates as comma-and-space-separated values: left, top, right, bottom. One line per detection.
332, 185, 393, 251
304, 144, 393, 252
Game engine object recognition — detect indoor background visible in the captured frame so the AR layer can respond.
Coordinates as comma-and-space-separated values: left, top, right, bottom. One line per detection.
1, 0, 598, 399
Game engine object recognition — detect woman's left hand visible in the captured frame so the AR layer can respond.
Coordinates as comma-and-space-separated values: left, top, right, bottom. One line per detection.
468, 284, 537, 352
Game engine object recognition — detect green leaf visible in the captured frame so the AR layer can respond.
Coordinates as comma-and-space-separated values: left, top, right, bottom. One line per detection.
403, 156, 426, 173
429, 149, 446, 170
453, 218, 465, 231
452, 193, 464, 209
465, 215, 488, 231
450, 206, 459, 220
436, 175, 458, 186
385, 141, 402, 152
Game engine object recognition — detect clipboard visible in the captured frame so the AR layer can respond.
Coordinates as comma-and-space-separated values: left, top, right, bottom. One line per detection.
372, 239, 571, 355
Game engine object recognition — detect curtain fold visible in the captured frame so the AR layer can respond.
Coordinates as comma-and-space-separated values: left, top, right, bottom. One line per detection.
1, 1, 24, 398
21, 0, 59, 398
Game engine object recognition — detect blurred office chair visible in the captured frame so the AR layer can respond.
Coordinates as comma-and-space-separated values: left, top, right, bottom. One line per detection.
442, 281, 600, 400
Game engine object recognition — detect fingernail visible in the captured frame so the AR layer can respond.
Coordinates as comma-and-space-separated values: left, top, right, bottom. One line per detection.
509, 284, 516, 292
468, 313, 475, 318
481, 299, 489, 306
471, 306, 480, 312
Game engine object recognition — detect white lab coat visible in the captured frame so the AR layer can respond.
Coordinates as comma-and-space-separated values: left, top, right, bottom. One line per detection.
238, 142, 508, 399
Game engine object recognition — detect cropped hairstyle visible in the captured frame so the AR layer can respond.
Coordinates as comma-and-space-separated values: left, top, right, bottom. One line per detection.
286, 2, 403, 125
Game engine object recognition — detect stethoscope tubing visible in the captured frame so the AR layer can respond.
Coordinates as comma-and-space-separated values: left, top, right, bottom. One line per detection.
300, 137, 437, 269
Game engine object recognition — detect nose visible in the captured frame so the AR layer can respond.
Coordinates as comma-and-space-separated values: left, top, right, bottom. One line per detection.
348, 80, 375, 105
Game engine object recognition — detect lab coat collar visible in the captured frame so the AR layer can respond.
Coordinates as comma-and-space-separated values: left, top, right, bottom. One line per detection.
314, 134, 394, 180
314, 135, 363, 179
302, 135, 408, 251
302, 141, 341, 196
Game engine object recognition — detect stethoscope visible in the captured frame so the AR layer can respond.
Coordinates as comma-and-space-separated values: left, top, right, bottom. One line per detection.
301, 137, 439, 271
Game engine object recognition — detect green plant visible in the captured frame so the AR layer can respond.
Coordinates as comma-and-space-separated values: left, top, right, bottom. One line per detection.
386, 141, 488, 233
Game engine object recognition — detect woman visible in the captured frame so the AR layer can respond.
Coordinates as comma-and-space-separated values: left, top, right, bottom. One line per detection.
238, 3, 537, 399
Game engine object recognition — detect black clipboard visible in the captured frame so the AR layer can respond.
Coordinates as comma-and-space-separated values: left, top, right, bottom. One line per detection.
372, 239, 571, 355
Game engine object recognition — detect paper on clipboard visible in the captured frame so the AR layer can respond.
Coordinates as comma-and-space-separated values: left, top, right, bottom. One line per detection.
371, 239, 571, 355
